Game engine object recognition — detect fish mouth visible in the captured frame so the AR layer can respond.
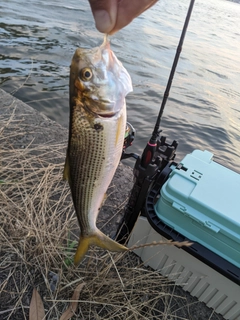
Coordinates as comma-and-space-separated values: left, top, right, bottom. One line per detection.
83, 103, 117, 118
96, 99, 120, 118
97, 112, 116, 118
84, 98, 119, 118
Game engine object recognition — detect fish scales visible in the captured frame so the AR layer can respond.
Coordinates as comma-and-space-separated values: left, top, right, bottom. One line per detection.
64, 37, 132, 265
69, 106, 125, 232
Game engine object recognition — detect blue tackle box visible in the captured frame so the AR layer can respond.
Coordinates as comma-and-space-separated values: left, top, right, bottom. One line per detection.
145, 149, 240, 284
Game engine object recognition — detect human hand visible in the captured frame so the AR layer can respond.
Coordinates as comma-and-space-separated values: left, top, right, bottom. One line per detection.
88, 0, 158, 35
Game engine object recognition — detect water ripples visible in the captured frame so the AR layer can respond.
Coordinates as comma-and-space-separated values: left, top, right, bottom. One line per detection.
0, 0, 239, 170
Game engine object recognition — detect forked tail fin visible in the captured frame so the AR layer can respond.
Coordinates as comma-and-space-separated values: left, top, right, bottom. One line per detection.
74, 230, 128, 265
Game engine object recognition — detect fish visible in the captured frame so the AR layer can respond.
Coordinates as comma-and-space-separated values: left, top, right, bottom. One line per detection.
64, 37, 133, 265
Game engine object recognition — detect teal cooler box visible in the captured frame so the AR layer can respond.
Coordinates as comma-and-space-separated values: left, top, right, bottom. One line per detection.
129, 150, 240, 319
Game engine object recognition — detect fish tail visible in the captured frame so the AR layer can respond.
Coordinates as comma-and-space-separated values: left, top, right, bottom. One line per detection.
74, 230, 128, 265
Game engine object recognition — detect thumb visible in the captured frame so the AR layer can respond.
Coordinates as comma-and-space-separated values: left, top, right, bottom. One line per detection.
88, 0, 118, 33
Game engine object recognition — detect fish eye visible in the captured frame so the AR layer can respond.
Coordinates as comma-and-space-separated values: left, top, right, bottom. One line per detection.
80, 67, 93, 81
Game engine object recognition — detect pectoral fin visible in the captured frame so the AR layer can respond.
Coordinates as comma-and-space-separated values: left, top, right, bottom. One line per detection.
63, 153, 70, 181
74, 230, 128, 265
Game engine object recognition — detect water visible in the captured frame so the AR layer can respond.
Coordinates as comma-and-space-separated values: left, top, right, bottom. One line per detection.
1, 0, 240, 172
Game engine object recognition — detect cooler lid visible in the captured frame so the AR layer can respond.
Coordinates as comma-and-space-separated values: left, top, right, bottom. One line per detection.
160, 149, 240, 244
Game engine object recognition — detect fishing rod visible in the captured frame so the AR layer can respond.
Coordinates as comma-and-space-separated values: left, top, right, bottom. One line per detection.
141, 0, 195, 168
118, 0, 195, 243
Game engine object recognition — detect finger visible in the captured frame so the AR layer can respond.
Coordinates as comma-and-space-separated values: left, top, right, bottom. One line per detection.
88, 0, 118, 33
109, 0, 158, 35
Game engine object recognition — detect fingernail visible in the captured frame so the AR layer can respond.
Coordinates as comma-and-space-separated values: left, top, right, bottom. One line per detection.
93, 10, 113, 33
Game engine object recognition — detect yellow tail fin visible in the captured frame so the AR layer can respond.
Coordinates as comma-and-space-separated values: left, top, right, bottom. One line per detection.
74, 230, 128, 265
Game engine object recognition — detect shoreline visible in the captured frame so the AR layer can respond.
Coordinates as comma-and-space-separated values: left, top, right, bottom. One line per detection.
0, 88, 224, 320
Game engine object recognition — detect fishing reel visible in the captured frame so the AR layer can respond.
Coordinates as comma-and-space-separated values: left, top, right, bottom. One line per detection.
121, 122, 138, 160
117, 130, 179, 244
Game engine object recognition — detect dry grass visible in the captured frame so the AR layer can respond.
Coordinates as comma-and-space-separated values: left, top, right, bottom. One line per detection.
0, 105, 222, 320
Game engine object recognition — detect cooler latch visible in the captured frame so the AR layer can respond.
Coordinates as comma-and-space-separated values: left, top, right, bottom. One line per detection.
172, 201, 187, 213
172, 202, 220, 233
204, 221, 220, 233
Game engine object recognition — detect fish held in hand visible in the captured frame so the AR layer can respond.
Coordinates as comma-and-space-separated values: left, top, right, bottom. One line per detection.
64, 38, 132, 265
